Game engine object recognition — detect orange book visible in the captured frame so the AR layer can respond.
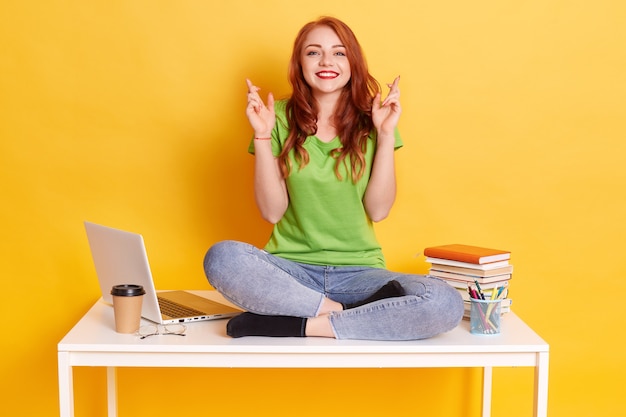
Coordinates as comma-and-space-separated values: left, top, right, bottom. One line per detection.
424, 244, 510, 265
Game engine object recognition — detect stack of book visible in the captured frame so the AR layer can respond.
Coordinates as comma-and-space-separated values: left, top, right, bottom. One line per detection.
423, 244, 513, 318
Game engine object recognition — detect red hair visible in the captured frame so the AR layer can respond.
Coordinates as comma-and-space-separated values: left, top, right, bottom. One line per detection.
279, 16, 381, 182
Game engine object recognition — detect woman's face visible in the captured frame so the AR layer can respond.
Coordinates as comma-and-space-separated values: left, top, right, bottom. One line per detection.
300, 25, 351, 99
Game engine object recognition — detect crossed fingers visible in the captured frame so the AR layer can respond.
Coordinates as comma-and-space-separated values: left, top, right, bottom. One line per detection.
246, 79, 265, 113
381, 76, 401, 108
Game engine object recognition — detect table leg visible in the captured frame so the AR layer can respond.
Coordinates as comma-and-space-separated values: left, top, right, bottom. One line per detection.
534, 351, 549, 417
107, 367, 118, 417
482, 366, 493, 417
58, 352, 74, 417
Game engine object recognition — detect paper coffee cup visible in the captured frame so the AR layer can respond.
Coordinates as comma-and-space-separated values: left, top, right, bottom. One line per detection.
111, 284, 146, 333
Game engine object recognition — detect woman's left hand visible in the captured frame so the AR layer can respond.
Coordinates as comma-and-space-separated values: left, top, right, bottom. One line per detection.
372, 76, 401, 137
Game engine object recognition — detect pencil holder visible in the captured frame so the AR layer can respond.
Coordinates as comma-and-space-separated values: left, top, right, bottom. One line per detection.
470, 298, 502, 335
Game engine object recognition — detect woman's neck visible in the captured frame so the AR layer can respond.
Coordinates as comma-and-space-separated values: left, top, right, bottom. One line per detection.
314, 93, 340, 142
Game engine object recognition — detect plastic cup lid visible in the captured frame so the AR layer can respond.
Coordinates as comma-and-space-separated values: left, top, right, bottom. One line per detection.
111, 284, 146, 297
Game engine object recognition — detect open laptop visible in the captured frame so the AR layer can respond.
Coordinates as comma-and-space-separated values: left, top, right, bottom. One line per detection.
84, 221, 242, 324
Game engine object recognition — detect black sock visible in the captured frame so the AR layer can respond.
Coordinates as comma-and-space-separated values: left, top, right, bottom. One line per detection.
342, 280, 405, 310
226, 312, 307, 338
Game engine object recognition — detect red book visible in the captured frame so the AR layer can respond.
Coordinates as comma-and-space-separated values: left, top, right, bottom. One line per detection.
424, 244, 510, 265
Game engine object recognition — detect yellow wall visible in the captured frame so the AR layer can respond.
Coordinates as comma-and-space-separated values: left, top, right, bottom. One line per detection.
2, 1, 624, 416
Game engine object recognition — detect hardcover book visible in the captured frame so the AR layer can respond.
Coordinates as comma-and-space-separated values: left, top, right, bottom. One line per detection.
444, 279, 508, 291
426, 257, 510, 270
429, 263, 513, 277
424, 244, 510, 264
429, 270, 512, 284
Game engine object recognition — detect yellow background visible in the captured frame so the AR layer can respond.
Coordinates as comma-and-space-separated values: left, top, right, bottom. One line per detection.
2, 1, 625, 416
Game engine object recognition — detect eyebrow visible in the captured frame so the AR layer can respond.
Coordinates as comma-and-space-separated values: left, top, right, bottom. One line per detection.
305, 43, 346, 49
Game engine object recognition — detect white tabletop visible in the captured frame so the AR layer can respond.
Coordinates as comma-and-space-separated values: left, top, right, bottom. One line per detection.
59, 291, 548, 356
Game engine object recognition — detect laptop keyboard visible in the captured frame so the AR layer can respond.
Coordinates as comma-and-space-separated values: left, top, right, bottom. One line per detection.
157, 296, 205, 318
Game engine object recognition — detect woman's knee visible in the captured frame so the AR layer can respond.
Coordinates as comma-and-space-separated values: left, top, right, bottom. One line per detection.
203, 240, 246, 287
407, 276, 464, 334
434, 280, 465, 331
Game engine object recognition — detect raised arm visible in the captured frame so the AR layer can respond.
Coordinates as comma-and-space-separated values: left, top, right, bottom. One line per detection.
246, 79, 289, 224
363, 76, 402, 222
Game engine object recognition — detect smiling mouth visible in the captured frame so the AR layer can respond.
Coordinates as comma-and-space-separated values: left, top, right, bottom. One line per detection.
316, 71, 339, 79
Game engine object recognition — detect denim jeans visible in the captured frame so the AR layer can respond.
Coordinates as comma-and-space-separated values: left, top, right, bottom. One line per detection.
203, 240, 464, 340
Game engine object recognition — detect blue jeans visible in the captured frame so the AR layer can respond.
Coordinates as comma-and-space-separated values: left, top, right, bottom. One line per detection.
203, 240, 464, 340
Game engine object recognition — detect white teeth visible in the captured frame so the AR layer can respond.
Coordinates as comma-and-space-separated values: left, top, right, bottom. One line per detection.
317, 72, 337, 77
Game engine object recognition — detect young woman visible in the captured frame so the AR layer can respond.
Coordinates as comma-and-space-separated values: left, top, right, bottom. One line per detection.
204, 16, 463, 340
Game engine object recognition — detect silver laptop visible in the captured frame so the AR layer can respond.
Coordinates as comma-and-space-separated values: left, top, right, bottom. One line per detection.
84, 221, 242, 324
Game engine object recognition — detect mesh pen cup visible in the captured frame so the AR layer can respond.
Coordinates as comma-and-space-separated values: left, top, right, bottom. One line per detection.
469, 298, 502, 335
111, 284, 146, 333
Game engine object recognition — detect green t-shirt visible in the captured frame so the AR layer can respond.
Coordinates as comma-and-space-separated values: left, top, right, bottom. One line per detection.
248, 99, 403, 268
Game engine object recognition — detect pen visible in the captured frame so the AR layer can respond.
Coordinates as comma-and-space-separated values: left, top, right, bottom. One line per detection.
486, 285, 498, 322
490, 286, 498, 301
469, 284, 492, 333
469, 286, 479, 300
475, 298, 493, 333
474, 280, 485, 300
496, 285, 505, 299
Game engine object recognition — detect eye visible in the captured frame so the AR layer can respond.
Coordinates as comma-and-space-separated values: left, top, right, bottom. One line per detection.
334, 51, 346, 57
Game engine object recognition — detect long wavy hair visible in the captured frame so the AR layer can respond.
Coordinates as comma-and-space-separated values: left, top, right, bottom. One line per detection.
279, 17, 381, 182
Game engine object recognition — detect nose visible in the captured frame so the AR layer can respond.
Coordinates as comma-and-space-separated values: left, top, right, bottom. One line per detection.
319, 52, 333, 66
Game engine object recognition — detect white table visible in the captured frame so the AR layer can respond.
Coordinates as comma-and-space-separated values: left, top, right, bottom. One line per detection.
58, 291, 549, 417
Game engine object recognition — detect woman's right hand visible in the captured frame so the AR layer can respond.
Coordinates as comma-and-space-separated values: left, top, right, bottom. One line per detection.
246, 79, 276, 137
